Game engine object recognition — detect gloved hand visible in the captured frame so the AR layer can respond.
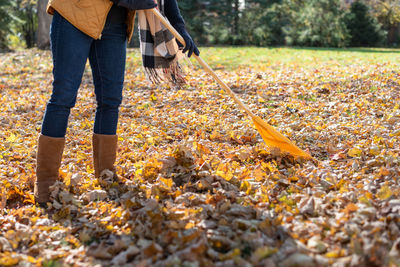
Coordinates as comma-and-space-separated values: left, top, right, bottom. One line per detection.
174, 24, 200, 58
111, 0, 157, 10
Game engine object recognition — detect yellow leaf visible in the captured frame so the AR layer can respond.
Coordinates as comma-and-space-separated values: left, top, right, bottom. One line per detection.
52, 207, 70, 221
240, 180, 252, 195
26, 256, 38, 263
65, 235, 81, 248
391, 130, 400, 136
6, 133, 17, 143
359, 195, 370, 204
369, 146, 380, 156
195, 142, 211, 154
199, 115, 208, 123
76, 151, 86, 161
378, 167, 390, 177
253, 168, 266, 182
325, 249, 345, 258
252, 246, 278, 261
159, 177, 173, 189
348, 148, 362, 157
261, 161, 276, 173
377, 185, 392, 200
210, 130, 221, 140
64, 173, 72, 187
184, 222, 196, 229
216, 163, 233, 181
147, 137, 155, 145
0, 254, 19, 266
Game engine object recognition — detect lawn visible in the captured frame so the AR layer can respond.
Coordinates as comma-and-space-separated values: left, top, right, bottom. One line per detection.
0, 47, 399, 266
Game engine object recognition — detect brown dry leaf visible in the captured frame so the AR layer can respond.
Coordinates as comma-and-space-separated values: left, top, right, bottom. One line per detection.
87, 242, 113, 260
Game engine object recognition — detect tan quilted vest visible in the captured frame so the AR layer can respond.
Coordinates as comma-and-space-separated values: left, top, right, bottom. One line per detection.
47, 0, 136, 42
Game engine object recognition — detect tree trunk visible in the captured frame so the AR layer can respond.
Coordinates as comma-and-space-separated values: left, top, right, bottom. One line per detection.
397, 24, 400, 44
388, 25, 397, 44
24, 6, 36, 48
37, 0, 52, 49
233, 0, 239, 36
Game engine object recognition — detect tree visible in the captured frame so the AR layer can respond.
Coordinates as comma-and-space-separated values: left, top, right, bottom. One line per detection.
0, 0, 13, 51
283, 0, 350, 47
367, 0, 400, 44
178, 0, 209, 45
37, 0, 51, 49
239, 1, 288, 46
344, 1, 386, 46
9, 0, 37, 48
207, 0, 242, 44
179, 0, 244, 45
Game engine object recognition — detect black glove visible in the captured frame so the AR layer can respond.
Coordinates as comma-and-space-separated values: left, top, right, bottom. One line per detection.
174, 24, 200, 58
111, 0, 157, 10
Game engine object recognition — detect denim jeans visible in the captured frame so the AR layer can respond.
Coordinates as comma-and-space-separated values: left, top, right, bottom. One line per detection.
41, 11, 127, 137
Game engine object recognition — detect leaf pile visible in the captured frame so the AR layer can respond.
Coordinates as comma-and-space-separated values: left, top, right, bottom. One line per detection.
0, 48, 399, 266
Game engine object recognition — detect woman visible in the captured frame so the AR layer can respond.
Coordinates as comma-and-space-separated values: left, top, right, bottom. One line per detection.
34, 0, 199, 206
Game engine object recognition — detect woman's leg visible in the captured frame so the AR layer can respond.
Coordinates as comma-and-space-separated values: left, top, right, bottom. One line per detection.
41, 11, 93, 138
35, 12, 93, 205
89, 23, 127, 178
89, 23, 127, 135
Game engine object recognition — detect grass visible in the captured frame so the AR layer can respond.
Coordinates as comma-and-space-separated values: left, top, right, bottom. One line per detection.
128, 46, 400, 69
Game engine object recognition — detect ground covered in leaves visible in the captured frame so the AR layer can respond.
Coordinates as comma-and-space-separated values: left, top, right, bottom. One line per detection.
0, 47, 400, 266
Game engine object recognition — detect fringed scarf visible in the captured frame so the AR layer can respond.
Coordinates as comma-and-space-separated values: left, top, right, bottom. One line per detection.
137, 0, 185, 85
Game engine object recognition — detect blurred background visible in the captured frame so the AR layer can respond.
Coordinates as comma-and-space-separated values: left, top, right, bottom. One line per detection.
0, 0, 399, 51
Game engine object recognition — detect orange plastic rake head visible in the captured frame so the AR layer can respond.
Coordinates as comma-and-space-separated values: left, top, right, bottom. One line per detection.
252, 116, 312, 159
150, 8, 313, 160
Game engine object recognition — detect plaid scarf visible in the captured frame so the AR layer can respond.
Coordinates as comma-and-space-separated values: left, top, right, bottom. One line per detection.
137, 0, 185, 85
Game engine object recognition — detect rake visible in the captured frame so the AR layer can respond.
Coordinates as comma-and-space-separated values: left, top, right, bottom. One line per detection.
151, 8, 312, 160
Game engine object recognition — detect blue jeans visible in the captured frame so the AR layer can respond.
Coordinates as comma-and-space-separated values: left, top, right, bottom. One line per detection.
41, 11, 127, 137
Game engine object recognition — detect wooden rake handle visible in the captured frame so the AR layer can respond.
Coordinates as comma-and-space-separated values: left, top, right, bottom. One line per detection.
150, 8, 256, 118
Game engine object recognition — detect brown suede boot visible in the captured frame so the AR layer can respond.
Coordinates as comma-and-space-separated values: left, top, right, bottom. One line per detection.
92, 134, 118, 179
34, 134, 65, 205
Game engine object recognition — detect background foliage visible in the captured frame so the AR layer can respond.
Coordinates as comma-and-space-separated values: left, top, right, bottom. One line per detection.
0, 0, 399, 50
0, 0, 37, 51
179, 0, 397, 47
282, 0, 350, 47
346, 1, 388, 46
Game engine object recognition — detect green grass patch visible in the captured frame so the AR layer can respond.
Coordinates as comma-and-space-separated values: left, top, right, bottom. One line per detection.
128, 46, 400, 70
